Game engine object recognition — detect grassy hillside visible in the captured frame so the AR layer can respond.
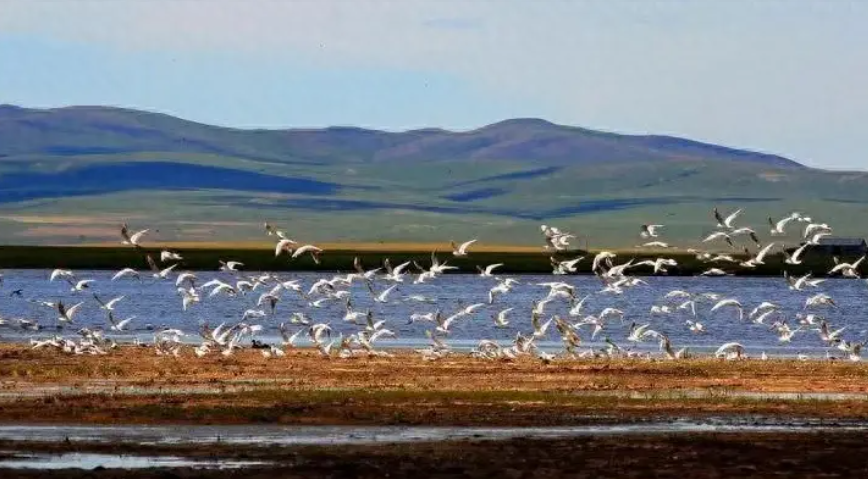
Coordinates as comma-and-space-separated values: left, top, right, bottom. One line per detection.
0, 104, 866, 248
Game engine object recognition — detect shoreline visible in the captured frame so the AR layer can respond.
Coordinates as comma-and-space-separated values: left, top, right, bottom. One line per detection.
0, 244, 846, 276
2, 346, 867, 427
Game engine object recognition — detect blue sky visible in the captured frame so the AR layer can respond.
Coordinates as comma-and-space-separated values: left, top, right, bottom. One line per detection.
0, 0, 866, 170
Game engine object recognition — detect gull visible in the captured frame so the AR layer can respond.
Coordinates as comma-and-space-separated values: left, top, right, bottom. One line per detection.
477, 263, 504, 278
591, 251, 616, 273
71, 279, 94, 292
106, 313, 134, 332
806, 231, 832, 246
372, 284, 398, 304
568, 294, 591, 317
206, 280, 237, 298
749, 301, 779, 319
659, 334, 689, 360
805, 293, 836, 309
771, 321, 803, 343
551, 256, 584, 275
700, 268, 729, 276
531, 313, 554, 339
451, 239, 477, 257
715, 342, 745, 360
709, 254, 738, 263
219, 260, 244, 272
685, 319, 705, 334
636, 258, 677, 274
93, 294, 124, 312
803, 222, 832, 240
111, 268, 140, 282
178, 287, 200, 311
175, 272, 197, 287
639, 241, 670, 249
429, 252, 458, 275
576, 315, 605, 340
50, 269, 75, 283
710, 298, 743, 321
147, 255, 178, 279
702, 231, 734, 248
650, 305, 672, 315
493, 308, 513, 328
160, 250, 183, 262
57, 301, 84, 323
292, 245, 323, 264
746, 242, 777, 266
665, 290, 692, 300
627, 323, 658, 343
120, 224, 148, 247
599, 308, 625, 322
274, 238, 297, 257
731, 227, 761, 246
768, 213, 799, 236
278, 322, 305, 347
488, 278, 518, 304
796, 313, 822, 326
783, 243, 809, 265
751, 308, 780, 326
829, 256, 865, 278
816, 321, 846, 345
408, 312, 437, 325
714, 207, 742, 229
640, 224, 663, 239
677, 300, 697, 316
383, 260, 412, 282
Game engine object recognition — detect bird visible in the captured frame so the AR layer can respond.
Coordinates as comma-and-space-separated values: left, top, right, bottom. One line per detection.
640, 224, 664, 239
451, 239, 477, 257
714, 207, 742, 229
120, 224, 148, 247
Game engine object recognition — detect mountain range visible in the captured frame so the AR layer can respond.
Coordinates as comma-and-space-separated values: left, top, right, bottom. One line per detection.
1, 104, 866, 247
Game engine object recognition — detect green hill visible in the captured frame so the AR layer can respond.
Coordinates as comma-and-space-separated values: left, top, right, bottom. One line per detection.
0, 104, 865, 248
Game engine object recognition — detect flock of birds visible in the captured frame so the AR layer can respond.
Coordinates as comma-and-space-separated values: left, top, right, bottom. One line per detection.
1, 207, 867, 363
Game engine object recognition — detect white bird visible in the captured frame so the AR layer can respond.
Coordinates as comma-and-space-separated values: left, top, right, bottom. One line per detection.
710, 298, 743, 321
373, 284, 398, 304
292, 245, 323, 264
805, 293, 836, 309
274, 238, 297, 257
120, 224, 148, 247
71, 279, 95, 292
111, 268, 140, 281
768, 213, 799, 236
714, 207, 742, 229
477, 263, 504, 277
160, 250, 183, 262
493, 308, 513, 328
451, 239, 477, 257
783, 243, 809, 265
219, 260, 244, 272
640, 224, 663, 239
715, 342, 745, 360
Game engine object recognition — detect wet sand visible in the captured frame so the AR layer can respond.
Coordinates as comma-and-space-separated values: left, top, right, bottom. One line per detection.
2, 432, 868, 478
2, 345, 867, 477
2, 345, 868, 426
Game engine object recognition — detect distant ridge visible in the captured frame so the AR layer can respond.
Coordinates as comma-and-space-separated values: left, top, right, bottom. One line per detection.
0, 104, 802, 168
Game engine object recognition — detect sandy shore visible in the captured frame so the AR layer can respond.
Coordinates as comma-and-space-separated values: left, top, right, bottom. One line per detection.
2, 345, 868, 425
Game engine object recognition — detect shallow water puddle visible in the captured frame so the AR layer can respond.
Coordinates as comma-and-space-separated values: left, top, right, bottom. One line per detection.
0, 452, 268, 470
1, 419, 867, 447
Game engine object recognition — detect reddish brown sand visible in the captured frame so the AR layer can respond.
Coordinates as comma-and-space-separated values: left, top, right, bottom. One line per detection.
2, 346, 868, 425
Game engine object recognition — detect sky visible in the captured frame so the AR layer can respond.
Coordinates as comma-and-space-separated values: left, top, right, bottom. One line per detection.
0, 0, 866, 170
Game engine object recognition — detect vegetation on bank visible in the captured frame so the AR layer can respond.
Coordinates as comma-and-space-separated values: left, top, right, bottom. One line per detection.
0, 244, 854, 276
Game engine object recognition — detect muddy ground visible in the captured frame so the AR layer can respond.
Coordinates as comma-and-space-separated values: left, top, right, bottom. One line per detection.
2, 431, 868, 478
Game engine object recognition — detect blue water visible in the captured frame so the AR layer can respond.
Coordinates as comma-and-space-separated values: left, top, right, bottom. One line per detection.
0, 270, 866, 357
